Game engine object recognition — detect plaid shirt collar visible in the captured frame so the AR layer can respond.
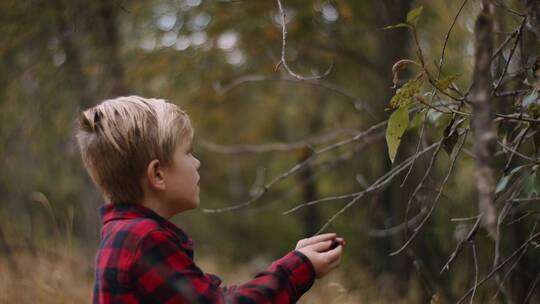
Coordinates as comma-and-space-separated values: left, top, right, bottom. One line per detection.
98, 203, 193, 251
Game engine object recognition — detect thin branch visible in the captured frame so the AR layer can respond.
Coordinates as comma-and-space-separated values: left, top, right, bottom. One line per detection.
199, 128, 358, 154
368, 206, 428, 238
441, 214, 482, 274
503, 125, 532, 171
391, 129, 469, 256
497, 139, 540, 164
201, 121, 387, 213
274, 0, 333, 80
213, 75, 378, 118
470, 241, 479, 304
489, 220, 538, 302
523, 272, 540, 304
493, 17, 527, 93
513, 197, 540, 202
494, 113, 540, 123
313, 142, 441, 235
456, 232, 540, 304
283, 142, 437, 216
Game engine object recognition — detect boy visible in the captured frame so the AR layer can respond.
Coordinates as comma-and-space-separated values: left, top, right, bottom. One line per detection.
75, 96, 345, 303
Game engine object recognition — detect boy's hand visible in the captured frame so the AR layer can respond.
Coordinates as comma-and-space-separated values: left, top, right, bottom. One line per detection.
295, 233, 345, 279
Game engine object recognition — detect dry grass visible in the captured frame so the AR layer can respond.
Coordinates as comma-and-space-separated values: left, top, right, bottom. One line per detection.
1, 246, 412, 303
0, 247, 94, 303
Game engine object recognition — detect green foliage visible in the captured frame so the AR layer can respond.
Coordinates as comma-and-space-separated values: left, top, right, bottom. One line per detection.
409, 111, 425, 129
495, 165, 527, 195
524, 166, 540, 197
385, 106, 410, 163
384, 6, 423, 29
406, 6, 424, 26
388, 78, 423, 109
385, 77, 425, 163
436, 73, 461, 91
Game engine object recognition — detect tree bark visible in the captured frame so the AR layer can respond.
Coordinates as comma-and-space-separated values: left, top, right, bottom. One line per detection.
471, 2, 497, 238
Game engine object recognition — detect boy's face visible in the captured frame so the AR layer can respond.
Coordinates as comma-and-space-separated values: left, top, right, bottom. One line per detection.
163, 139, 201, 213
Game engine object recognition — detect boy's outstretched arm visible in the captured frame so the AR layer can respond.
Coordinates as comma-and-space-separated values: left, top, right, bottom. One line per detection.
131, 231, 343, 304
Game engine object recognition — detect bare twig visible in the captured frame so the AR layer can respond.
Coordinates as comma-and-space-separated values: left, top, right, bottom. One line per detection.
213, 75, 378, 118
368, 206, 428, 238
456, 232, 540, 304
201, 121, 387, 213
283, 142, 438, 215
489, 220, 538, 302
274, 0, 333, 80
503, 125, 531, 171
391, 129, 469, 256
199, 128, 359, 154
497, 139, 540, 164
493, 17, 527, 93
523, 272, 540, 303
470, 241, 479, 304
313, 142, 441, 235
441, 214, 482, 274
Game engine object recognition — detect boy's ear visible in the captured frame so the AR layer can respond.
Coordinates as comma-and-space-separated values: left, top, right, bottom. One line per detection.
146, 159, 166, 191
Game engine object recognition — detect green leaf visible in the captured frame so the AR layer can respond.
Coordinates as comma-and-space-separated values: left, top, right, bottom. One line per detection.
436, 74, 461, 91
384, 23, 410, 30
496, 175, 511, 195
386, 106, 410, 163
495, 166, 526, 195
406, 6, 424, 25
409, 111, 424, 129
524, 167, 540, 197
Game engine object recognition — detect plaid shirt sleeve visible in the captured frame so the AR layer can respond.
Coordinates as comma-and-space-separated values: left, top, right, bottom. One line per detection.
132, 230, 315, 304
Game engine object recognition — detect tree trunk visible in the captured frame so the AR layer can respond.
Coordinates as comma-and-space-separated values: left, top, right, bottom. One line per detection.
471, 1, 497, 239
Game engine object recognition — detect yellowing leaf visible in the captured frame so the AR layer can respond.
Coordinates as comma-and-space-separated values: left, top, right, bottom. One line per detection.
406, 6, 424, 25
436, 74, 461, 91
389, 78, 423, 109
386, 106, 410, 163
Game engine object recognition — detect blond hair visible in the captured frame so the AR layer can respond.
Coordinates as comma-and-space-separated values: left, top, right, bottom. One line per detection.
75, 96, 194, 204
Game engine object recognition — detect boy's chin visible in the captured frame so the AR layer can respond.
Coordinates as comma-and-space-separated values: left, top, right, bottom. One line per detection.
189, 197, 200, 210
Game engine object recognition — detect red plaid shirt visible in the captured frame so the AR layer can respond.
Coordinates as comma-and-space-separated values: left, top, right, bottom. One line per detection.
92, 203, 315, 303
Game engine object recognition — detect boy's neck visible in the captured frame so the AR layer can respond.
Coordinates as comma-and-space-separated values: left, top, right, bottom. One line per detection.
141, 197, 175, 219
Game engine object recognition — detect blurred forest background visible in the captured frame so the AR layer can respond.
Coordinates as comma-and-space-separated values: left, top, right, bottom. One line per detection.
1, 0, 540, 303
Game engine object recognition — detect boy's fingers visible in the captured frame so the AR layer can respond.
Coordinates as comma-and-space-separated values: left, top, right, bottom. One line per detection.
322, 242, 343, 261
308, 240, 334, 252
297, 233, 337, 249
300, 233, 336, 248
